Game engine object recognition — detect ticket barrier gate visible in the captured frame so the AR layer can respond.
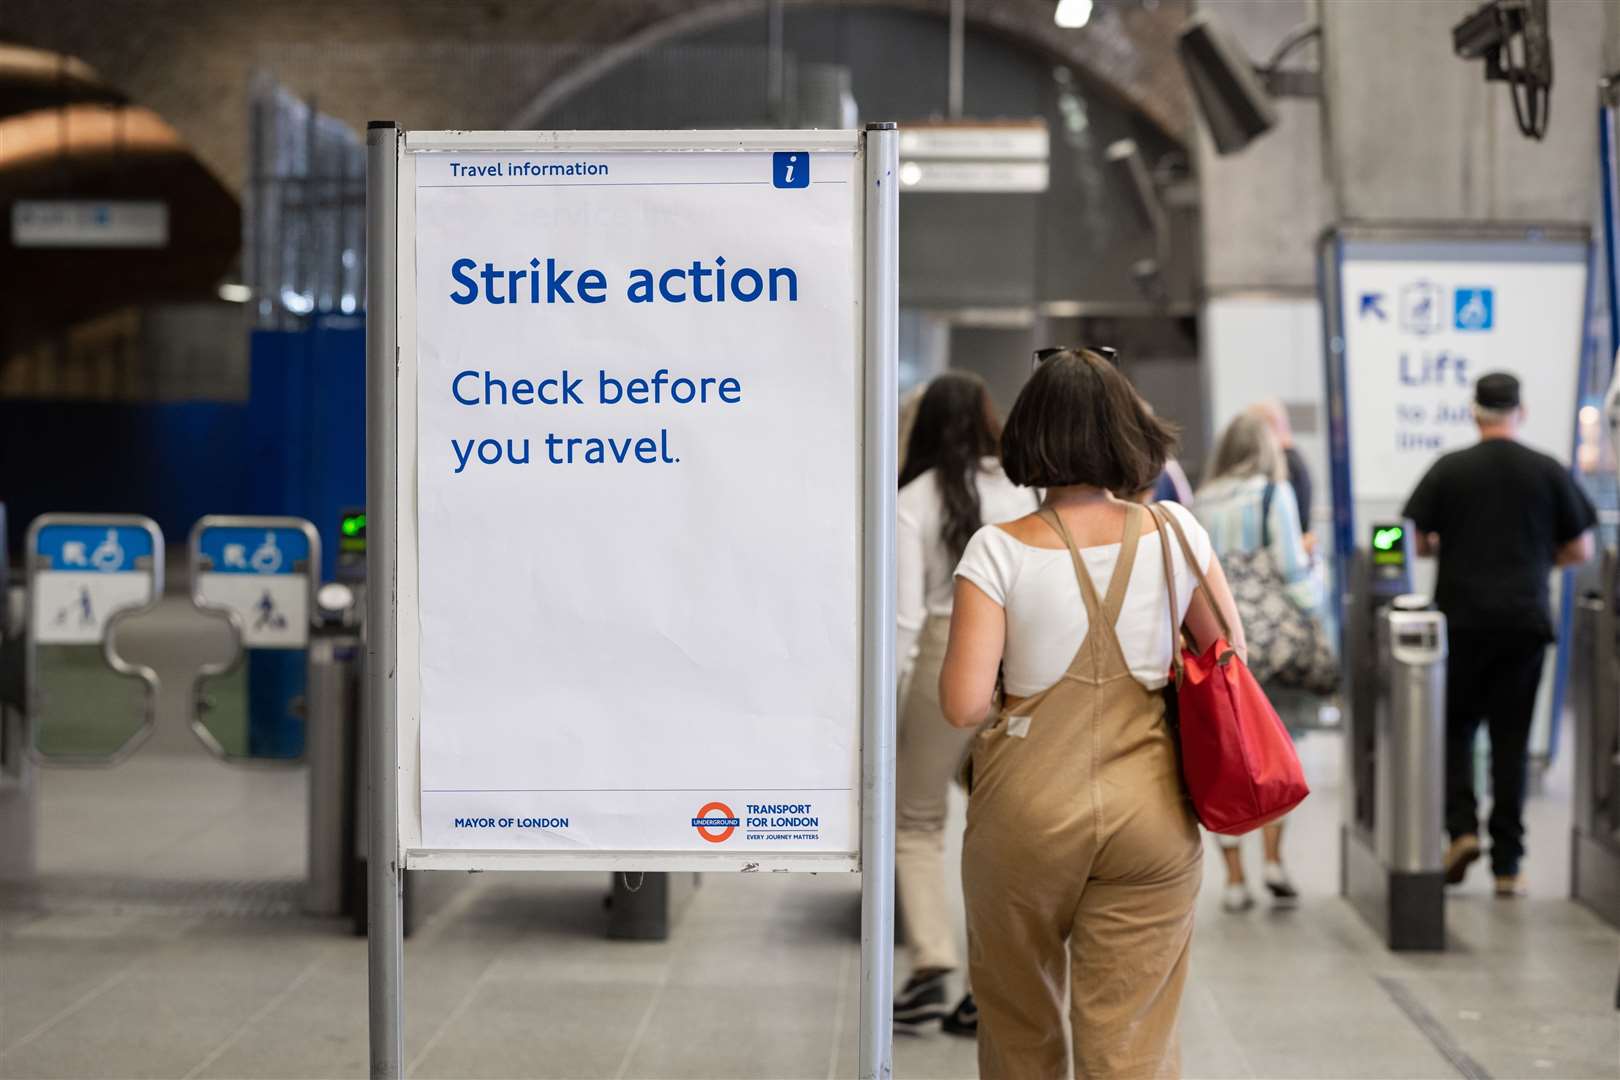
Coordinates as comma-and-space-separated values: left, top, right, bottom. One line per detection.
1341, 523, 1449, 950
306, 579, 364, 918
0, 501, 34, 883
4, 509, 416, 929
1571, 550, 1620, 930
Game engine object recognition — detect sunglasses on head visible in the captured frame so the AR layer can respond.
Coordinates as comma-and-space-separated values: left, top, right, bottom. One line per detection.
1032, 345, 1120, 371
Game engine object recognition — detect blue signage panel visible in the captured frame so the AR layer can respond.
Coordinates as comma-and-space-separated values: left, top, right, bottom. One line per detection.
195, 526, 312, 575
1453, 286, 1495, 331
34, 524, 154, 573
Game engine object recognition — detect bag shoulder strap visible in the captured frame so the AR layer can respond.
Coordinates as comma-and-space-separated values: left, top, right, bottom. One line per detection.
1158, 502, 1236, 645
1260, 481, 1275, 550
1038, 507, 1106, 626
1148, 503, 1184, 682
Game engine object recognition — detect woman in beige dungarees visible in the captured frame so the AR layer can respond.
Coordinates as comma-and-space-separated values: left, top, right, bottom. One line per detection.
940, 349, 1246, 1079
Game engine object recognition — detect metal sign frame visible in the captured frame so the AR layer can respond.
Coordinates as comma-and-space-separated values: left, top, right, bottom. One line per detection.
186, 514, 321, 764
23, 513, 164, 766
365, 122, 899, 1078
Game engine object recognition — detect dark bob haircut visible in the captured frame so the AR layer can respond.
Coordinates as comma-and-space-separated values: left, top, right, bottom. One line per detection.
1000, 348, 1177, 493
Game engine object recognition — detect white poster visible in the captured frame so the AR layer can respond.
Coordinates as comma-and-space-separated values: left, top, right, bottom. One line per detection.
1339, 241, 1588, 505
411, 143, 863, 856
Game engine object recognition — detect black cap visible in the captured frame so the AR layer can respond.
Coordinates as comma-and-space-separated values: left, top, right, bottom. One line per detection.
1474, 371, 1520, 410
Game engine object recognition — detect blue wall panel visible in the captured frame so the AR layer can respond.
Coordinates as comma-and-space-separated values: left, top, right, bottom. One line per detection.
2, 315, 365, 580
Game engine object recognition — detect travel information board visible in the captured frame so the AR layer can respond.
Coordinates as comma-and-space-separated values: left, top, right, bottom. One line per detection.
391, 130, 881, 870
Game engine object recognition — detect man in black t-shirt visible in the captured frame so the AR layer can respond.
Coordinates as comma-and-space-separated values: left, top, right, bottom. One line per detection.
1402, 372, 1596, 896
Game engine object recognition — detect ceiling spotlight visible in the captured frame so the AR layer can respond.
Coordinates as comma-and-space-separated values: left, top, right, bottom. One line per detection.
1054, 0, 1093, 30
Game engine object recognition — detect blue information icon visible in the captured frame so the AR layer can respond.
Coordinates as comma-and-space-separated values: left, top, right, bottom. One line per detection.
1453, 287, 1494, 331
772, 151, 809, 189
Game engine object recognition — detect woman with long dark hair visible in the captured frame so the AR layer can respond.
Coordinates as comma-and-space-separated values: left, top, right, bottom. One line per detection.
893, 372, 1036, 1035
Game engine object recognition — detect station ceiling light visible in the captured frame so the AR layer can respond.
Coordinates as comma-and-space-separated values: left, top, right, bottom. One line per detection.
1054, 0, 1093, 30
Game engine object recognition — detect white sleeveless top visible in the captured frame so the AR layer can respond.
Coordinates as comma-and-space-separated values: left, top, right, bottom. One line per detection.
953, 501, 1216, 694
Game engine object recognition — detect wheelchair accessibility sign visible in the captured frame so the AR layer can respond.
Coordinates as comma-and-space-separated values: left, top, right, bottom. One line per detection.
190, 517, 319, 649
28, 516, 162, 646
1453, 287, 1494, 331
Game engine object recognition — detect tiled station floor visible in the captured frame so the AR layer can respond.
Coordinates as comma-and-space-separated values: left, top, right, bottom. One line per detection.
3, 730, 1617, 1079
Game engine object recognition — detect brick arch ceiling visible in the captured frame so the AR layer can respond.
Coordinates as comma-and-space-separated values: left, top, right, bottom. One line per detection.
511, 0, 1193, 144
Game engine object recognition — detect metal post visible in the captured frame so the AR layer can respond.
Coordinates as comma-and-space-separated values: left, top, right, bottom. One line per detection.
364, 119, 404, 1080
947, 0, 964, 120
859, 122, 899, 1080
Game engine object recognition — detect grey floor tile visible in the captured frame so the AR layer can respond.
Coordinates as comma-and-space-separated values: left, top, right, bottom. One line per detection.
617, 983, 837, 1079
190, 964, 370, 1080
409, 977, 658, 1079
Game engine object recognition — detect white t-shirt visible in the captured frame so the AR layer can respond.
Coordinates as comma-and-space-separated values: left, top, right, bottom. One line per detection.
897, 460, 1038, 668
953, 501, 1216, 694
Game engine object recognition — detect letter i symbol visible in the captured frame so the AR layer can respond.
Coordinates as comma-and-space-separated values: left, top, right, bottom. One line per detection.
773, 150, 808, 188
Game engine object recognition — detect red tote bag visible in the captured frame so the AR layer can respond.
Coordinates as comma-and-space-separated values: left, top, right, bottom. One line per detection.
1151, 504, 1309, 836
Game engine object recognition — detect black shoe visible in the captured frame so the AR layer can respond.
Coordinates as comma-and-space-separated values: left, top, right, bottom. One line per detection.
1262, 862, 1299, 909
893, 970, 948, 1028
941, 993, 977, 1037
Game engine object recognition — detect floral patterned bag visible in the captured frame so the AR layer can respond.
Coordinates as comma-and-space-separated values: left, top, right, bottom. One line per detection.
1220, 485, 1340, 695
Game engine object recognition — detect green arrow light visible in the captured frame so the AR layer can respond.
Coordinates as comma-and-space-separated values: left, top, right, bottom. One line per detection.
341, 513, 366, 537
1373, 525, 1404, 552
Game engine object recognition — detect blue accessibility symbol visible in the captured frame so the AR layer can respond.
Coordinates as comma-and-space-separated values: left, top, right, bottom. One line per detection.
772, 151, 809, 189
1453, 287, 1494, 331
36, 524, 152, 573
197, 526, 311, 576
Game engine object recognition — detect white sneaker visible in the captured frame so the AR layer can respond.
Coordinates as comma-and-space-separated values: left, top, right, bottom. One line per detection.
1263, 861, 1299, 908
1221, 883, 1255, 913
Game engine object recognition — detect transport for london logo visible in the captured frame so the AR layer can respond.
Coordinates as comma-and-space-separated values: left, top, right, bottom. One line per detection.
691, 801, 740, 843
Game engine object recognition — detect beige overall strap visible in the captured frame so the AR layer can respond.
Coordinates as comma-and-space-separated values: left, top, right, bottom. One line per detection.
1040, 505, 1135, 675
1099, 503, 1144, 626
1039, 508, 1107, 628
